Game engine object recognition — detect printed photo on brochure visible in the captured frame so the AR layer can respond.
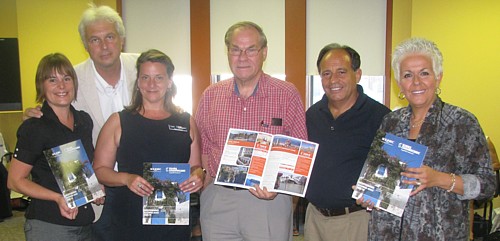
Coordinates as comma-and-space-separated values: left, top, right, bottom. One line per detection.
44, 139, 104, 209
352, 131, 428, 217
214, 128, 318, 197
142, 162, 190, 225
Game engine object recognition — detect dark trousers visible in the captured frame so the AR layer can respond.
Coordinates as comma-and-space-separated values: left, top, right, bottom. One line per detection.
0, 163, 12, 219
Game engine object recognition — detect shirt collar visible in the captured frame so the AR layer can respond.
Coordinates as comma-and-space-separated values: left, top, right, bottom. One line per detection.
223, 73, 270, 99
351, 84, 368, 111
41, 101, 80, 126
90, 55, 125, 92
405, 96, 444, 124
234, 81, 259, 97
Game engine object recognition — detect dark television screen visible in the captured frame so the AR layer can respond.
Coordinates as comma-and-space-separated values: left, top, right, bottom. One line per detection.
0, 38, 22, 111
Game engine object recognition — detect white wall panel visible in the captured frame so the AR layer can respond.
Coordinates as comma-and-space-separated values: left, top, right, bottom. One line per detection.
307, 0, 386, 76
122, 0, 191, 75
210, 0, 285, 75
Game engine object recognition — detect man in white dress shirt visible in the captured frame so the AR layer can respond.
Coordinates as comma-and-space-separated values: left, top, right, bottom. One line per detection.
24, 4, 138, 241
73, 3, 138, 145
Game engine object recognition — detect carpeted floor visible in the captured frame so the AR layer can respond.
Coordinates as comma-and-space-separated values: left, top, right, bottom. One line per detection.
3, 208, 498, 241
1, 209, 494, 241
0, 210, 24, 241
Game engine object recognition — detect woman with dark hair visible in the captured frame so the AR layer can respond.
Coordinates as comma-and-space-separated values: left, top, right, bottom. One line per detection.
93, 49, 204, 241
8, 53, 95, 240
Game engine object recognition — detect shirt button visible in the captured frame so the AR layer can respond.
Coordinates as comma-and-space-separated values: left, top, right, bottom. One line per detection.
243, 107, 247, 111
330, 126, 334, 131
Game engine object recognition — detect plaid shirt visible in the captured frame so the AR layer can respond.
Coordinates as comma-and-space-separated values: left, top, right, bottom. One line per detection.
195, 73, 307, 177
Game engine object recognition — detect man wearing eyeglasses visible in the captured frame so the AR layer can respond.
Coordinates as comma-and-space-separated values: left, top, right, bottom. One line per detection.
195, 21, 307, 241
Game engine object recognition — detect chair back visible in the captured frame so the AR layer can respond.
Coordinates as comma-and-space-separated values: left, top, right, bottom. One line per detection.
488, 137, 499, 171
0, 132, 11, 167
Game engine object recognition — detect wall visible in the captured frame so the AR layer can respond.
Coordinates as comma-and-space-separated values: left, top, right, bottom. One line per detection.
16, 0, 89, 110
0, 0, 18, 37
389, 0, 412, 109
124, 0, 386, 108
0, 0, 117, 152
0, 0, 22, 151
210, 0, 286, 75
306, 0, 387, 76
390, 0, 500, 147
2, 0, 499, 150
122, 0, 191, 75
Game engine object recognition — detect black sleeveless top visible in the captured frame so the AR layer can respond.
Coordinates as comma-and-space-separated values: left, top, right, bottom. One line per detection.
110, 110, 192, 241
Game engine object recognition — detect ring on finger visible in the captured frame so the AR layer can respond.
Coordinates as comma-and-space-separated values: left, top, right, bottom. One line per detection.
192, 182, 196, 186
416, 181, 422, 186
138, 183, 143, 188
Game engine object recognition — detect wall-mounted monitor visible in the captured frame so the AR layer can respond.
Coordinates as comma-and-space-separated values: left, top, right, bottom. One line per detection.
0, 38, 22, 111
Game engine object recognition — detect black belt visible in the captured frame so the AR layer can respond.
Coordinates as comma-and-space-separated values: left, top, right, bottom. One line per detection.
314, 204, 364, 217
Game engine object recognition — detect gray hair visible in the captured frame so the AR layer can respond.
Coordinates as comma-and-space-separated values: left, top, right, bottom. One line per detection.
392, 38, 443, 83
224, 21, 267, 49
78, 3, 125, 49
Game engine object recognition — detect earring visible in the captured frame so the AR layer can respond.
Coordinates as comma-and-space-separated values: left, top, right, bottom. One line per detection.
398, 92, 406, 100
435, 87, 441, 95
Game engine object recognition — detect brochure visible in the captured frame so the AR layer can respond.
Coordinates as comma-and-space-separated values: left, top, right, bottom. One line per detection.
43, 139, 104, 209
142, 162, 190, 225
214, 128, 319, 197
352, 131, 428, 217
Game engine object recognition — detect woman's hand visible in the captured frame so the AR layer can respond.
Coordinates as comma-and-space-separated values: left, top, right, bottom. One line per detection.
179, 177, 203, 193
403, 165, 462, 196
92, 184, 106, 205
55, 195, 78, 220
180, 168, 204, 193
126, 174, 153, 197
402, 165, 441, 196
93, 196, 106, 205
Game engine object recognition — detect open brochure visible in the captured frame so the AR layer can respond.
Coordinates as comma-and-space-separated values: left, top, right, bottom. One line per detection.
352, 131, 428, 217
214, 128, 318, 197
43, 139, 104, 209
142, 162, 190, 225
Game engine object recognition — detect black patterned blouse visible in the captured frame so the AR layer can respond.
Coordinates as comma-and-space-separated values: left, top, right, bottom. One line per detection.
368, 97, 496, 241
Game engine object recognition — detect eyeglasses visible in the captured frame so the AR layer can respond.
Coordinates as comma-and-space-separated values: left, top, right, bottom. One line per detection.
228, 47, 262, 57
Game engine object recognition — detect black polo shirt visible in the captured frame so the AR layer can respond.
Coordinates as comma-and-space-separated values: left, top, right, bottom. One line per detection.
305, 85, 390, 209
14, 101, 95, 226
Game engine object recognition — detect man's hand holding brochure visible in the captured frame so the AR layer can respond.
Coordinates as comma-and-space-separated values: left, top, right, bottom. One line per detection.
214, 128, 319, 197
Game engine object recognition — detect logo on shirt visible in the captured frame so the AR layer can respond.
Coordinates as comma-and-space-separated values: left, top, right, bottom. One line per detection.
168, 125, 188, 132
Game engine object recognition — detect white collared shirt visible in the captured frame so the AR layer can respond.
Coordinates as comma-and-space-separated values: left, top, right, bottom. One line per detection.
91, 56, 130, 121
